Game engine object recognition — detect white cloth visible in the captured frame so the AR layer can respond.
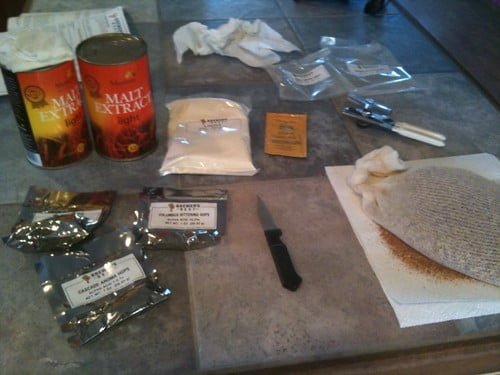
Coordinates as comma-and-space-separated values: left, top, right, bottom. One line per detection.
173, 18, 300, 67
0, 30, 73, 72
347, 146, 406, 210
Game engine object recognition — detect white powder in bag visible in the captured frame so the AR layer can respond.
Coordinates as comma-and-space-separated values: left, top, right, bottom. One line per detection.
159, 97, 258, 176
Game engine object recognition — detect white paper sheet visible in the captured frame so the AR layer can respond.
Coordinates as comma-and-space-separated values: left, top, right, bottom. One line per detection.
325, 153, 500, 327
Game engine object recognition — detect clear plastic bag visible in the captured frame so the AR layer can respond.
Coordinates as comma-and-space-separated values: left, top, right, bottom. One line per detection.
159, 96, 258, 176
322, 41, 415, 97
265, 48, 350, 101
265, 39, 416, 101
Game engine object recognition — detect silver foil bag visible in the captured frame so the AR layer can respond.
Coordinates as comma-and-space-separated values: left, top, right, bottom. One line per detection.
35, 229, 171, 347
134, 187, 228, 251
3, 186, 115, 252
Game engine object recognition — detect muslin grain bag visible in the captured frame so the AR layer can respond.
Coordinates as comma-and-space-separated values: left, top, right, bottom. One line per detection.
348, 146, 500, 286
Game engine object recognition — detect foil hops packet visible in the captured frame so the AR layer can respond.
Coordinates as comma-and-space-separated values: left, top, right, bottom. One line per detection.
35, 229, 172, 347
3, 186, 115, 252
133, 187, 228, 251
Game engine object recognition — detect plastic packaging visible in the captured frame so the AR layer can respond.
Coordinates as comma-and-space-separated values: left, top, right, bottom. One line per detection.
35, 229, 171, 347
265, 47, 350, 101
133, 187, 228, 251
323, 41, 415, 96
159, 97, 258, 176
3, 186, 115, 252
265, 40, 416, 101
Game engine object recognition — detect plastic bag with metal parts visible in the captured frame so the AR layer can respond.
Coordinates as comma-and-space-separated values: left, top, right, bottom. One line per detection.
133, 187, 228, 251
3, 186, 115, 252
35, 228, 172, 347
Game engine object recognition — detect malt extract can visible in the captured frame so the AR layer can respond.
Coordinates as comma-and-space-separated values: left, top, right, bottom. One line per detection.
2, 61, 91, 168
77, 33, 157, 160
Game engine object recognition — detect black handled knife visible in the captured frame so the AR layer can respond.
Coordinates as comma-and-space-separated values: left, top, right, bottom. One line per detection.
257, 196, 302, 291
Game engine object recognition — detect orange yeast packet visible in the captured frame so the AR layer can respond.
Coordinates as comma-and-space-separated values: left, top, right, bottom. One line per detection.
265, 113, 307, 158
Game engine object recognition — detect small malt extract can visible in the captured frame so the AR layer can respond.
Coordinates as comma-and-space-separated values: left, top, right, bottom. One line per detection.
77, 33, 157, 160
2, 61, 91, 168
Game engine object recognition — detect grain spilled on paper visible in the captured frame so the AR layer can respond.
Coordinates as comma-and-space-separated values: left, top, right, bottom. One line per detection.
378, 226, 472, 282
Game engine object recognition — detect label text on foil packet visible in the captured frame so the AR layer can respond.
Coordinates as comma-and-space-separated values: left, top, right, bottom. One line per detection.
148, 202, 218, 230
61, 254, 146, 308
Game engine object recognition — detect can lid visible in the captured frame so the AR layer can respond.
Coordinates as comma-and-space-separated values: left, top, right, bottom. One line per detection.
76, 33, 147, 65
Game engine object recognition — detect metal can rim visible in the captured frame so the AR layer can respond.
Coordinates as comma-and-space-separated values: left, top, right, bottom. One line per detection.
76, 33, 147, 66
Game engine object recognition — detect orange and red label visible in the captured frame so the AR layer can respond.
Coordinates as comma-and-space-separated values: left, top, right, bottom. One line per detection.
79, 55, 156, 160
16, 61, 90, 167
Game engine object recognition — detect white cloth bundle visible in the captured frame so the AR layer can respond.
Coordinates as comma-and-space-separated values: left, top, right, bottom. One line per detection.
349, 146, 500, 286
0, 30, 73, 72
173, 18, 300, 67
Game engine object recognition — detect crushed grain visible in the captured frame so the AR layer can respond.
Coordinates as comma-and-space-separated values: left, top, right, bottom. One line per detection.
378, 226, 472, 282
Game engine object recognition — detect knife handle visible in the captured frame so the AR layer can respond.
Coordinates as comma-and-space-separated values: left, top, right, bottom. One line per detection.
264, 229, 302, 291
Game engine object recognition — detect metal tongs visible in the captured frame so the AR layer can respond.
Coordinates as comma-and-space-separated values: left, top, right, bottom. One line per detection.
342, 93, 446, 147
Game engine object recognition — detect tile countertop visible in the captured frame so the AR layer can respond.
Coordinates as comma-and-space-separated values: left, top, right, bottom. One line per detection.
0, 1, 499, 374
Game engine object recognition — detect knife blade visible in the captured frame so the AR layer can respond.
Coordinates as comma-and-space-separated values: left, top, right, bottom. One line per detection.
257, 196, 302, 291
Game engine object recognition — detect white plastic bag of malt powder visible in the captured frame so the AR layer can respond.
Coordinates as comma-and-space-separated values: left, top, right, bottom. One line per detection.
159, 97, 258, 176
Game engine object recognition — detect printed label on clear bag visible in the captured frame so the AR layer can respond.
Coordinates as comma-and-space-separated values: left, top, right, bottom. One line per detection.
346, 63, 391, 77
292, 65, 331, 86
185, 118, 242, 132
148, 202, 218, 230
62, 254, 146, 308
32, 209, 103, 222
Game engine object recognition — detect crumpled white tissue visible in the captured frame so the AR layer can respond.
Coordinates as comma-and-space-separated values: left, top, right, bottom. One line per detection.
0, 30, 73, 72
347, 145, 407, 210
173, 18, 300, 67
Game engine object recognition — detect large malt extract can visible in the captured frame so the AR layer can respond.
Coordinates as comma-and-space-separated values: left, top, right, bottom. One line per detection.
2, 61, 91, 168
77, 33, 157, 160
